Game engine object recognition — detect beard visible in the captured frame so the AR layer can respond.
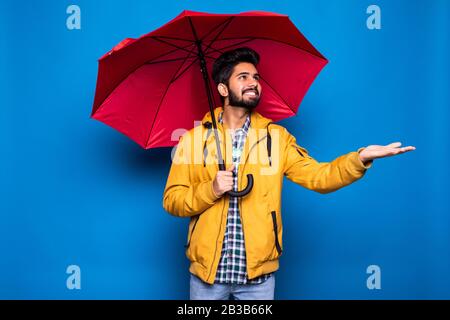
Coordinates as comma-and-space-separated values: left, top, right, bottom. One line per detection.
228, 87, 261, 110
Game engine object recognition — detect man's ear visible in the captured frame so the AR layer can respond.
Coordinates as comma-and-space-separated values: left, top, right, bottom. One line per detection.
217, 83, 228, 98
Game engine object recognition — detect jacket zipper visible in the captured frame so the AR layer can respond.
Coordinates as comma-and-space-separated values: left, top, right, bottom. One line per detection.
237, 133, 269, 277
271, 211, 283, 255
238, 196, 247, 272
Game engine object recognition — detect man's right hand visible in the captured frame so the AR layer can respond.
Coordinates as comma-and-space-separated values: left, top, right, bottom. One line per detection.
212, 164, 235, 197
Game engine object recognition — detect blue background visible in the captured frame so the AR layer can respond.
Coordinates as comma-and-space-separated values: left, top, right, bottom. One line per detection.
1, 0, 449, 299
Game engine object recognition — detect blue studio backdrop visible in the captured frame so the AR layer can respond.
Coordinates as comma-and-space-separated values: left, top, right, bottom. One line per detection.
1, 0, 449, 299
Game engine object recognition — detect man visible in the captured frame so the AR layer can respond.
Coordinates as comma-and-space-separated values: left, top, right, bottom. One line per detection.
162, 47, 415, 300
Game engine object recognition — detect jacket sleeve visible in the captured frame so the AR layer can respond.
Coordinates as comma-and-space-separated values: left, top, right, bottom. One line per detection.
162, 135, 220, 217
282, 130, 372, 194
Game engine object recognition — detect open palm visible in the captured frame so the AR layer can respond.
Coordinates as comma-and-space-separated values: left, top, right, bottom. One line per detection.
359, 142, 416, 163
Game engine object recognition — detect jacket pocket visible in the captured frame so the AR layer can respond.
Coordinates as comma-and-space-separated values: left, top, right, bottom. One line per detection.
271, 211, 282, 255
295, 145, 313, 159
185, 215, 200, 249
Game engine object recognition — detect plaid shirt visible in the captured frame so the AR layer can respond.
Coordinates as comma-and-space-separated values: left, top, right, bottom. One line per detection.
214, 111, 272, 285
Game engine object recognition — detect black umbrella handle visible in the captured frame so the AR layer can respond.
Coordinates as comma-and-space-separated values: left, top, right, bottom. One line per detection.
227, 174, 254, 197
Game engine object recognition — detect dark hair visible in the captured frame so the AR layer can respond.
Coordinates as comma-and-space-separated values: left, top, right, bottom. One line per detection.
212, 47, 260, 102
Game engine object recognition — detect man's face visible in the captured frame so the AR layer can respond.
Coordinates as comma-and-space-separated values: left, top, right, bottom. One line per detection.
224, 62, 262, 110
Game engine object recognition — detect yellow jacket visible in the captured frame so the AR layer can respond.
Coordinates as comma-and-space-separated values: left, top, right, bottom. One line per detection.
163, 106, 372, 284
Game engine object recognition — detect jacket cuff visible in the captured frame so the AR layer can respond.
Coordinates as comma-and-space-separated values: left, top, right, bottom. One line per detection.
201, 180, 221, 204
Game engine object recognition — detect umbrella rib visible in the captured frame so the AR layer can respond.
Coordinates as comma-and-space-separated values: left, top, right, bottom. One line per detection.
145, 56, 197, 65
170, 57, 199, 83
151, 36, 197, 55
201, 17, 234, 55
199, 17, 234, 43
207, 36, 326, 61
204, 38, 255, 56
142, 45, 191, 65
169, 40, 208, 82
151, 35, 193, 42
144, 43, 199, 148
260, 75, 296, 115
170, 54, 216, 84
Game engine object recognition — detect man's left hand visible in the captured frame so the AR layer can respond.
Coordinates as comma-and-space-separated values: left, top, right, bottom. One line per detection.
359, 142, 416, 164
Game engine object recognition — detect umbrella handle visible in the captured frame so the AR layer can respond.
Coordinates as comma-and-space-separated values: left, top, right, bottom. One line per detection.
226, 174, 254, 197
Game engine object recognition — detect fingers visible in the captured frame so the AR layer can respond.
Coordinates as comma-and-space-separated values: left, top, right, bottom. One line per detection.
387, 142, 402, 148
223, 182, 234, 191
218, 177, 234, 193
213, 163, 238, 196
213, 171, 234, 196
212, 180, 233, 197
399, 146, 416, 152
385, 146, 416, 156
389, 145, 416, 152
221, 176, 234, 183
217, 170, 234, 178
386, 142, 416, 153
217, 164, 235, 177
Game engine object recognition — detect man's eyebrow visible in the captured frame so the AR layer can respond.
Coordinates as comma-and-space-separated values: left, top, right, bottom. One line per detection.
235, 72, 260, 77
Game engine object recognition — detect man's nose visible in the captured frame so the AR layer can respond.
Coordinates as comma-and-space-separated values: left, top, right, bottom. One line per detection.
247, 79, 258, 88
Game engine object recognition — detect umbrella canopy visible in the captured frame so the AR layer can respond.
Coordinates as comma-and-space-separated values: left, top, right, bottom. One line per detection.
91, 10, 328, 149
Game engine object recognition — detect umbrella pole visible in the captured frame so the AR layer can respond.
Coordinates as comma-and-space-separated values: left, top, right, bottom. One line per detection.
191, 27, 253, 197
194, 40, 226, 171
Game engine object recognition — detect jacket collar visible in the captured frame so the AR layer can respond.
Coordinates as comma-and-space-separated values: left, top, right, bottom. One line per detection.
201, 106, 273, 130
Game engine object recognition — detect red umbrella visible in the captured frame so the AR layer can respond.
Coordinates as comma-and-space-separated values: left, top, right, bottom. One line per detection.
91, 10, 327, 196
